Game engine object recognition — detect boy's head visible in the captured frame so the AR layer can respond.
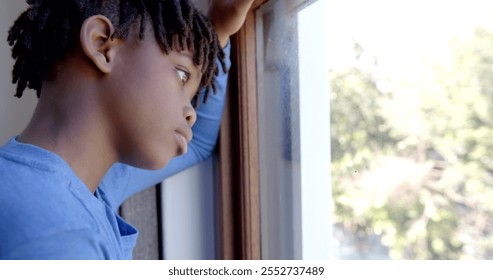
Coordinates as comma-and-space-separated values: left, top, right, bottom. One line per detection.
8, 0, 226, 104
7, 0, 228, 170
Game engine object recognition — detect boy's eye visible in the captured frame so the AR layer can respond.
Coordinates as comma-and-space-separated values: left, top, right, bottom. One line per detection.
176, 68, 191, 85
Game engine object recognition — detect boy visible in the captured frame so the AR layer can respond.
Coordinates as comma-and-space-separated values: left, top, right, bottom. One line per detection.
0, 0, 254, 259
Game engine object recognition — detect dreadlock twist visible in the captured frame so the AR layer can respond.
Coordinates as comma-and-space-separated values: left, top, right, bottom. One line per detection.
8, 0, 227, 105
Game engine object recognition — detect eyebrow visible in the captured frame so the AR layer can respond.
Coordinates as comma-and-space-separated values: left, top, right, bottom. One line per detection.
178, 51, 194, 60
176, 51, 203, 85
177, 51, 202, 77
176, 51, 197, 71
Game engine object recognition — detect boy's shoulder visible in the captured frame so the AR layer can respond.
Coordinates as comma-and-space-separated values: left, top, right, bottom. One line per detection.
0, 146, 102, 257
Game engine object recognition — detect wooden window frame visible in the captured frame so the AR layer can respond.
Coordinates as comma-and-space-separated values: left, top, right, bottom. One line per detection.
215, 0, 269, 260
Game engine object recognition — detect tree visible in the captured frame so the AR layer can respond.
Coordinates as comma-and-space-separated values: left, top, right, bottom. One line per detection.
331, 30, 493, 259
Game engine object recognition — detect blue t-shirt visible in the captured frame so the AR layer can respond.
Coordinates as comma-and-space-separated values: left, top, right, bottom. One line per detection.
0, 44, 231, 260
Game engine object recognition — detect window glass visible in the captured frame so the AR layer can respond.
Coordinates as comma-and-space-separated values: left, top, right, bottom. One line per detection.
256, 0, 331, 259
329, 0, 493, 259
257, 0, 493, 260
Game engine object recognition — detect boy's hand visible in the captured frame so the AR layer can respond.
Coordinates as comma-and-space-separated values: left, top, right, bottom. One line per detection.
209, 0, 255, 48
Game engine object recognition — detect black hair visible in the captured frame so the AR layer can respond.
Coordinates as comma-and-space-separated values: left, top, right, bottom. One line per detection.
7, 0, 227, 105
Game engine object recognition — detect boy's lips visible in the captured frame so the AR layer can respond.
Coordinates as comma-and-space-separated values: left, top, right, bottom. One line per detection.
175, 127, 193, 155
175, 128, 193, 143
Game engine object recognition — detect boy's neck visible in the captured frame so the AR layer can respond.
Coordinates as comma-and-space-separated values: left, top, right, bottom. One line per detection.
17, 65, 117, 194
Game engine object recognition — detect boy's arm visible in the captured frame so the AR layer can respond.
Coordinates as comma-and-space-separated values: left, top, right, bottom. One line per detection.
210, 0, 256, 48
102, 0, 255, 209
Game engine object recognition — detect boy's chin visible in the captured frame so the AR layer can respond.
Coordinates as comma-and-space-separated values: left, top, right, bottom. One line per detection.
127, 154, 171, 171
145, 157, 171, 171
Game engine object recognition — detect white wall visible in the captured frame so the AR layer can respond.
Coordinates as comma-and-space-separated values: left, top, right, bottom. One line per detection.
0, 1, 37, 144
161, 157, 216, 259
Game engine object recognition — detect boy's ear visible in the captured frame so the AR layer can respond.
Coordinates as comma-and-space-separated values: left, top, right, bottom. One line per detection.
80, 15, 118, 74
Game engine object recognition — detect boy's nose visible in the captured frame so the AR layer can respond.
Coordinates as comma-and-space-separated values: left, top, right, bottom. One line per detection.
184, 105, 197, 127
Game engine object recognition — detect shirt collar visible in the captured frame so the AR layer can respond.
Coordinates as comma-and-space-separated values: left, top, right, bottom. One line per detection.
1, 136, 72, 173
1, 136, 107, 207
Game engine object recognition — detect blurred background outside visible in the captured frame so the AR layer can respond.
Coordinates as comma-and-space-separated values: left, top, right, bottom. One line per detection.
329, 0, 493, 259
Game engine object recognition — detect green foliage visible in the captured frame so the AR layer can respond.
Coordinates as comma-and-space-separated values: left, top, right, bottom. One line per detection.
331, 29, 493, 259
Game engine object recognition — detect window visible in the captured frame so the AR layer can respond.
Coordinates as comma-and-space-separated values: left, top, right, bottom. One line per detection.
218, 0, 330, 260
222, 0, 493, 260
